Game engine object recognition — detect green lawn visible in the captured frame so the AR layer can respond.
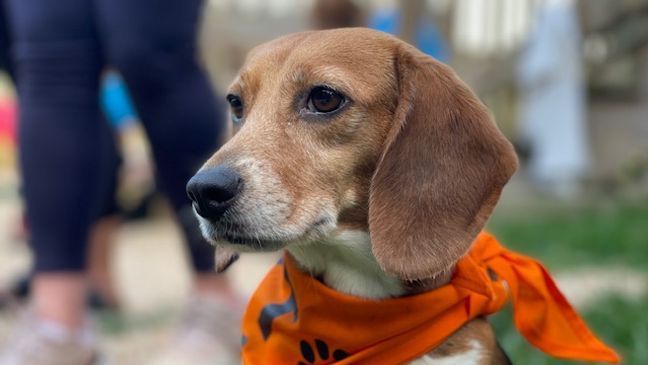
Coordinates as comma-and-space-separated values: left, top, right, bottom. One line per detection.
487, 198, 648, 364
488, 197, 648, 269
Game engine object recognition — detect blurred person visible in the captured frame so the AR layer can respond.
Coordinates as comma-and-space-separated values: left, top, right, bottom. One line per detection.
1, 1, 241, 365
516, 0, 590, 198
3, 3, 119, 309
310, 0, 365, 30
1, 72, 135, 310
369, 2, 450, 63
86, 71, 138, 309
309, 0, 450, 64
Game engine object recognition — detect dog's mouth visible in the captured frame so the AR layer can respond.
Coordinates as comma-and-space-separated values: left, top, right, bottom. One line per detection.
198, 218, 299, 252
199, 215, 337, 252
220, 232, 285, 250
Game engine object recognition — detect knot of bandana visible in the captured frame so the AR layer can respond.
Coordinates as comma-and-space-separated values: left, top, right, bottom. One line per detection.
241, 232, 621, 365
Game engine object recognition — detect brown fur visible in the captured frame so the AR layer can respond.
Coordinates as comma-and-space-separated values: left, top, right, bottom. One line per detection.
199, 28, 517, 363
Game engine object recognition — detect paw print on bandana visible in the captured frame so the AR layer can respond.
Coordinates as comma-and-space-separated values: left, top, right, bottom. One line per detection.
297, 339, 349, 365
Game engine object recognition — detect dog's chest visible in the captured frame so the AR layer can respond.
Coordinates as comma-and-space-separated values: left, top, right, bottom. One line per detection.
288, 230, 405, 299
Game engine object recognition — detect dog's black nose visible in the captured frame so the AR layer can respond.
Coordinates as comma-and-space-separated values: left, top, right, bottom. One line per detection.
186, 166, 242, 220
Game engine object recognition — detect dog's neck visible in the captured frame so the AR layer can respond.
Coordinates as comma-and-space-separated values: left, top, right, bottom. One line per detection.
287, 230, 453, 299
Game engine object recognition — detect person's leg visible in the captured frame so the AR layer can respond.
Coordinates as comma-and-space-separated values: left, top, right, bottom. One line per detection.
87, 215, 121, 308
98, 0, 228, 282
6, 0, 103, 330
98, 2, 239, 363
86, 122, 122, 309
0, 2, 14, 78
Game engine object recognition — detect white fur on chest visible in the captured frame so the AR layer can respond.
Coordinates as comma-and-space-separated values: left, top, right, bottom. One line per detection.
287, 230, 405, 299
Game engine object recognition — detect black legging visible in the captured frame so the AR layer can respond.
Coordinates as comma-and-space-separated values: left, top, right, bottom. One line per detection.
0, 2, 12, 78
5, 0, 224, 272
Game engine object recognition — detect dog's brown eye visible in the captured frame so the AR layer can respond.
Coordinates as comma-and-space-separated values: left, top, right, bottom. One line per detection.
226, 94, 244, 122
307, 86, 344, 114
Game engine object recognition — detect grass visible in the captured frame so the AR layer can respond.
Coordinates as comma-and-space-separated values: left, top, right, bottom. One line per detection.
486, 198, 648, 364
487, 197, 648, 269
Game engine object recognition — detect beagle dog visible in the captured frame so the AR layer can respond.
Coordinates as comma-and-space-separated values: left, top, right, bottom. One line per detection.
188, 28, 518, 364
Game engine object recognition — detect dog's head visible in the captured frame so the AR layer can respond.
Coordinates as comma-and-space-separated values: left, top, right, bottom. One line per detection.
188, 28, 518, 280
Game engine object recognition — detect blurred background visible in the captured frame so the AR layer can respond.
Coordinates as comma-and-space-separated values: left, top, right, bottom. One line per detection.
0, 0, 647, 364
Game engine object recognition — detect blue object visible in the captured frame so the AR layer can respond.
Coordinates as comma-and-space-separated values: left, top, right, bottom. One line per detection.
369, 9, 450, 63
101, 71, 138, 129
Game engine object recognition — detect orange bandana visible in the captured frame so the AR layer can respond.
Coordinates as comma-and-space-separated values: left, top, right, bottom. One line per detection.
241, 232, 620, 364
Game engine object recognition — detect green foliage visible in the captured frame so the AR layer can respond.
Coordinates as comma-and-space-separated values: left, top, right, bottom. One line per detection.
488, 198, 648, 269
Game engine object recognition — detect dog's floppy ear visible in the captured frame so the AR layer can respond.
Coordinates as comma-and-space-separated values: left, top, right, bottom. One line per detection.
368, 44, 518, 281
